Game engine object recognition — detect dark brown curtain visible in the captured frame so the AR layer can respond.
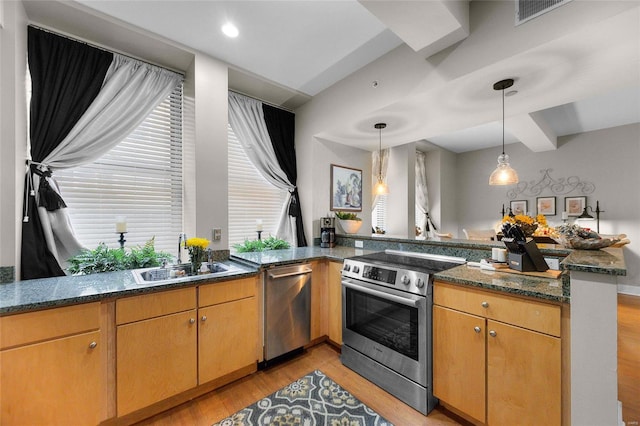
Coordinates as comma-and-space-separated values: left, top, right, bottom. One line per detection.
262, 104, 307, 247
21, 27, 113, 280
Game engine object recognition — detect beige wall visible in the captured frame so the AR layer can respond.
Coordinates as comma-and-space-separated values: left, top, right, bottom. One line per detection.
457, 123, 640, 291
0, 0, 27, 279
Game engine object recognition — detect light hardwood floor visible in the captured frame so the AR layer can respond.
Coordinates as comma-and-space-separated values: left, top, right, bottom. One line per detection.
619, 294, 640, 426
134, 343, 467, 426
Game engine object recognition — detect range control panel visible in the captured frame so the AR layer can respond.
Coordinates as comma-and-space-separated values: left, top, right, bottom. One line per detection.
342, 259, 430, 296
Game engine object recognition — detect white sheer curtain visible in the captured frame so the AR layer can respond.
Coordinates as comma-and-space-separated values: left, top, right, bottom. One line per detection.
33, 54, 183, 266
371, 148, 389, 210
415, 150, 436, 237
228, 92, 297, 245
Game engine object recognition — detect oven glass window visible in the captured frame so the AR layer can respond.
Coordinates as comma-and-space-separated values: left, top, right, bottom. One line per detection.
345, 287, 418, 360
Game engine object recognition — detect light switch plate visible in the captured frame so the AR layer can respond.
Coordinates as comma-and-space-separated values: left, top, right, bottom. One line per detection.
212, 228, 222, 241
355, 240, 364, 248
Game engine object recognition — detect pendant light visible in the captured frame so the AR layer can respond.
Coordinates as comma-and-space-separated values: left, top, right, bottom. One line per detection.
489, 78, 519, 185
373, 123, 389, 195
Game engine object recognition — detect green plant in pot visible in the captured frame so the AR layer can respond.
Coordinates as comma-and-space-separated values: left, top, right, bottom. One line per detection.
67, 237, 173, 275
233, 235, 290, 253
335, 211, 363, 234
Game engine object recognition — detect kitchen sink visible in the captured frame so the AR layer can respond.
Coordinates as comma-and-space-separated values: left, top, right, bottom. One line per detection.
131, 262, 241, 284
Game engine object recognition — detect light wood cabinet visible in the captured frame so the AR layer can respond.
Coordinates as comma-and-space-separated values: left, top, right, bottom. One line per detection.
0, 303, 103, 426
198, 277, 258, 384
310, 260, 327, 341
327, 261, 343, 345
116, 288, 197, 416
433, 281, 562, 426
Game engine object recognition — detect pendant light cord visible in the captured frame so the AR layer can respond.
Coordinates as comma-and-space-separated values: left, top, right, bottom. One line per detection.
379, 127, 382, 176
501, 86, 505, 155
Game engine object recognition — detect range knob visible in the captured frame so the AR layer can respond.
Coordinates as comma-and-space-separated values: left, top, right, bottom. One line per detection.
400, 275, 411, 285
415, 278, 425, 288
352, 266, 360, 274
343, 264, 351, 272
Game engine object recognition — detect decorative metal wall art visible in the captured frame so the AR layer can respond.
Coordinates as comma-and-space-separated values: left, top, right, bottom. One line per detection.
506, 168, 595, 200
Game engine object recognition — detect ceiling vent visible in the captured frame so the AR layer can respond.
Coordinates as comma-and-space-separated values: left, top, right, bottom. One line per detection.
516, 0, 573, 26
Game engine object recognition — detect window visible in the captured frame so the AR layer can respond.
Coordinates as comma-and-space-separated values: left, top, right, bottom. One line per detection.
372, 195, 387, 233
228, 125, 287, 246
53, 84, 183, 254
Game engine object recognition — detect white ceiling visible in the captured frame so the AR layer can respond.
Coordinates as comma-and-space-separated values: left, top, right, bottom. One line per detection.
58, 1, 640, 153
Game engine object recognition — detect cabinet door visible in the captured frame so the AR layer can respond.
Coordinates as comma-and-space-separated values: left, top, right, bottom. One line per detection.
117, 310, 197, 416
433, 305, 486, 424
198, 297, 257, 384
487, 320, 561, 426
328, 261, 343, 345
310, 260, 326, 340
1, 331, 102, 425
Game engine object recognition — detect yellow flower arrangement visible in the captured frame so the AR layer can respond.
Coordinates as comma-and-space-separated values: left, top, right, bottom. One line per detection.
185, 237, 210, 249
185, 237, 210, 273
501, 214, 548, 237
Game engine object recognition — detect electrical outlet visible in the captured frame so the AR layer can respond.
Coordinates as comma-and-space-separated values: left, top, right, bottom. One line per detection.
355, 240, 364, 248
212, 228, 222, 241
545, 257, 560, 270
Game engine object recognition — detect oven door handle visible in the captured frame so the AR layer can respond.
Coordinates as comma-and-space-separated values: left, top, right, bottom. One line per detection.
342, 280, 420, 308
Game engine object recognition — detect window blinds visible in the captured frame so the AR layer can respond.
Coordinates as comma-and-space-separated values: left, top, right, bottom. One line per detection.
372, 195, 387, 232
53, 84, 183, 255
228, 125, 287, 246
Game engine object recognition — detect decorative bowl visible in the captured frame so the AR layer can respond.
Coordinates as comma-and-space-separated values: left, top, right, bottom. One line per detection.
338, 219, 362, 234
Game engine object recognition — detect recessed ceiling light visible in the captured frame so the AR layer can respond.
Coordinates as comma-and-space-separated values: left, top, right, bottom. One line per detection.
222, 22, 239, 38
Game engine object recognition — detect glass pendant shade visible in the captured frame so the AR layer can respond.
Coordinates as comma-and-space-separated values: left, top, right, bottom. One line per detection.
489, 153, 519, 185
374, 177, 389, 195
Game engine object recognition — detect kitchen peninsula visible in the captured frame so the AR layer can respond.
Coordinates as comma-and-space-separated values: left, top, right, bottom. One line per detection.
0, 239, 627, 425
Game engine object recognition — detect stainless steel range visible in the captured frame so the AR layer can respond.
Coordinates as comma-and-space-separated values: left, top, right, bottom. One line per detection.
341, 249, 465, 415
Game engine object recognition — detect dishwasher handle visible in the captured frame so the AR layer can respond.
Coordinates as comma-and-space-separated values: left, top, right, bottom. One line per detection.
268, 268, 312, 280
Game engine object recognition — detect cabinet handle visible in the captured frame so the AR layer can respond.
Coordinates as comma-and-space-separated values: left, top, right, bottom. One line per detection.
201, 315, 207, 322
89, 341, 97, 349
489, 330, 497, 337
481, 301, 489, 308
474, 326, 481, 333
189, 318, 196, 324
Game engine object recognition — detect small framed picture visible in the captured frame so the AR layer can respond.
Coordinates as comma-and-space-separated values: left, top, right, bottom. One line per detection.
536, 196, 556, 216
330, 164, 362, 212
565, 196, 586, 216
510, 200, 528, 216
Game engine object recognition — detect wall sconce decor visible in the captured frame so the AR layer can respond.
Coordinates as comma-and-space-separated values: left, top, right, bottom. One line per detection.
577, 200, 605, 233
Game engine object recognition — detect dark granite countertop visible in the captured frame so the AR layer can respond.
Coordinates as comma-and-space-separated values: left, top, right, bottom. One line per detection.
2, 243, 625, 315
561, 247, 627, 276
0, 259, 258, 315
230, 246, 376, 266
434, 265, 568, 303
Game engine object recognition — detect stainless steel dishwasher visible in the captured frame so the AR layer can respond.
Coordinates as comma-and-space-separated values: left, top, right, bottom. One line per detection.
264, 263, 312, 362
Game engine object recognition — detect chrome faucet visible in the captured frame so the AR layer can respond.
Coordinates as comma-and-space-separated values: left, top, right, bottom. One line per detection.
178, 233, 187, 263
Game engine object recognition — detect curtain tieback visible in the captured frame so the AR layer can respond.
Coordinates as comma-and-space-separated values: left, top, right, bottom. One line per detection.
25, 160, 67, 212
288, 187, 301, 216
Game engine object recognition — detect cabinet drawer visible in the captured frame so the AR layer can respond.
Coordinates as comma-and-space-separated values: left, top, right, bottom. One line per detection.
117, 287, 196, 325
199, 277, 256, 307
0, 302, 100, 349
434, 281, 560, 337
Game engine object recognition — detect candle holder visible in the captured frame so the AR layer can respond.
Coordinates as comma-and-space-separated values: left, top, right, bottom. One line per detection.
117, 232, 127, 249
256, 230, 263, 240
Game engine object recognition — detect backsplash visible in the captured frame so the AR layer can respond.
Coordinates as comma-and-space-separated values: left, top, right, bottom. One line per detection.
0, 266, 15, 283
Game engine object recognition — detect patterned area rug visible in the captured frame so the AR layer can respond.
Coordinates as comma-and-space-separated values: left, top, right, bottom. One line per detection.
213, 369, 393, 426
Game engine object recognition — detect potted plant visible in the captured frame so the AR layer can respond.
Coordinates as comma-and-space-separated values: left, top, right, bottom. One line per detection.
335, 211, 363, 234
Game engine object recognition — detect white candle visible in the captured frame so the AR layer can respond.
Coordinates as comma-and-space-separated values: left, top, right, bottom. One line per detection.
256, 219, 263, 231
115, 216, 127, 233
562, 212, 568, 220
